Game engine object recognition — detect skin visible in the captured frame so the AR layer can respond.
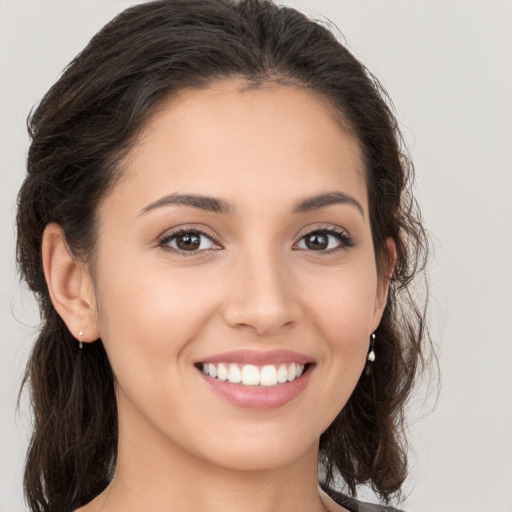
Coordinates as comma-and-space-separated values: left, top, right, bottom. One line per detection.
42, 80, 395, 512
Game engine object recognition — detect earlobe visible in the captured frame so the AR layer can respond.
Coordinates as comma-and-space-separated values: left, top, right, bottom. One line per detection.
41, 223, 100, 344
372, 237, 397, 330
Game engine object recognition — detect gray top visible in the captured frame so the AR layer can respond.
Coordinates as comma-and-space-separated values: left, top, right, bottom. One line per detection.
323, 485, 404, 512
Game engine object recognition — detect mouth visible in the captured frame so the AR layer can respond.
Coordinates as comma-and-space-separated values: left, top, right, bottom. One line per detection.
194, 349, 315, 409
194, 361, 312, 387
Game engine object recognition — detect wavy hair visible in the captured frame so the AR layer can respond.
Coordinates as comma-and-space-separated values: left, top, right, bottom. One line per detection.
16, 1, 431, 510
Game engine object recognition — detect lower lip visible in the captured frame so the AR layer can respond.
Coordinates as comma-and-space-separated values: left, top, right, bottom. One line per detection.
198, 367, 313, 410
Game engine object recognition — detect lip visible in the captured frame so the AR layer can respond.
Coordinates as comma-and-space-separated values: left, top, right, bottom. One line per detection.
195, 350, 315, 410
197, 349, 314, 366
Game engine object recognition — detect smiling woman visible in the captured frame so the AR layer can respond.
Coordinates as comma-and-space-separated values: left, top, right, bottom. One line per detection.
15, 1, 430, 512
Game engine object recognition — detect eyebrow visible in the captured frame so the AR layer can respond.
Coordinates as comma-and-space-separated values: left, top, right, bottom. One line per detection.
293, 191, 364, 217
138, 193, 234, 216
138, 191, 364, 217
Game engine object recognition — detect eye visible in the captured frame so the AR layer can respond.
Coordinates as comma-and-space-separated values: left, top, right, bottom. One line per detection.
159, 228, 221, 254
295, 227, 354, 252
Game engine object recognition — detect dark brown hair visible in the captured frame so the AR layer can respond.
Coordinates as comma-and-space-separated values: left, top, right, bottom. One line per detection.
16, 1, 431, 510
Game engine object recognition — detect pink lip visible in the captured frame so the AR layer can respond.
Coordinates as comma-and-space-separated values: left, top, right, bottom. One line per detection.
198, 370, 313, 410
198, 349, 314, 366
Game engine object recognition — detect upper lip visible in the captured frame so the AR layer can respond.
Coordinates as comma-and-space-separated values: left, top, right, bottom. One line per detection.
197, 349, 314, 366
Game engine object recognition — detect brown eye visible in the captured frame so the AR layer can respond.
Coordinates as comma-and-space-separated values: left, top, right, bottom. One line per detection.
176, 232, 201, 251
295, 228, 354, 253
304, 232, 329, 250
160, 229, 220, 254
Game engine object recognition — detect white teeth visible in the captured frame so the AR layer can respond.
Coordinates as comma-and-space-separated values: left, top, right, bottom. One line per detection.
260, 365, 278, 386
201, 362, 308, 387
277, 364, 288, 383
241, 364, 260, 385
208, 363, 217, 378
287, 363, 297, 381
227, 363, 242, 383
217, 363, 228, 381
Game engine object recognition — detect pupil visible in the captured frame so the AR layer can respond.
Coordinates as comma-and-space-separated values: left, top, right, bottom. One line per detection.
306, 233, 328, 250
177, 233, 200, 250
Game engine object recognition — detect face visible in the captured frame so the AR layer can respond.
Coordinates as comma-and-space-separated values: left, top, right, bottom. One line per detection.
90, 81, 389, 472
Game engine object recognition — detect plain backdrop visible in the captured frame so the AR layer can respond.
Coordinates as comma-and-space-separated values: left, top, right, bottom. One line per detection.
1, 1, 511, 511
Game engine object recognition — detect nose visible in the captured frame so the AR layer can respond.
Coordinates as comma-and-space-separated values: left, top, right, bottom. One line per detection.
222, 247, 301, 336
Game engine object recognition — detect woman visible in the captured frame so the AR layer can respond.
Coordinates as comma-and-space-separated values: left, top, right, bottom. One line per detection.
16, 1, 430, 511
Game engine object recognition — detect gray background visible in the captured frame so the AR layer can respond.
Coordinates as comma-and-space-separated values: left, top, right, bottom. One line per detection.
1, 1, 511, 511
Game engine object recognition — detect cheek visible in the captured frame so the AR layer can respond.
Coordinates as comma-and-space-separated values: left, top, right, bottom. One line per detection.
93, 255, 221, 390
304, 260, 378, 345
299, 259, 378, 411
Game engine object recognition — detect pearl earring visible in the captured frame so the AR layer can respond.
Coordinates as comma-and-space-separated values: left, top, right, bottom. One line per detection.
78, 330, 84, 349
367, 333, 376, 362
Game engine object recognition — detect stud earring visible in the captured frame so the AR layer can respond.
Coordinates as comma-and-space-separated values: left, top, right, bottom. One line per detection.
367, 333, 376, 362
78, 329, 84, 349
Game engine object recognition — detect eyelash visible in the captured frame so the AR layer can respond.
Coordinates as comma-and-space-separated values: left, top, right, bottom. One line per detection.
296, 226, 355, 253
157, 225, 354, 256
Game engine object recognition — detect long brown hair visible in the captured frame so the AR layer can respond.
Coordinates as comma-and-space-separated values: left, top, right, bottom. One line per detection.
16, 1, 431, 510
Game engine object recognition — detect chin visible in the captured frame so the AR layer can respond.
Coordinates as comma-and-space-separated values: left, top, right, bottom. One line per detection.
181, 421, 321, 473
201, 443, 314, 473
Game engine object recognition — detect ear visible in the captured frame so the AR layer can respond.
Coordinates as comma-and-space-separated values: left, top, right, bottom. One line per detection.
41, 223, 100, 344
371, 237, 397, 332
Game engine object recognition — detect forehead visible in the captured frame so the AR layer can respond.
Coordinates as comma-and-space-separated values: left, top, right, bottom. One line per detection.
105, 80, 367, 217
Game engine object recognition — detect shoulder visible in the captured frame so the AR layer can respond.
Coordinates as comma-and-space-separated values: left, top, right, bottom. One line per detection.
321, 484, 405, 512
